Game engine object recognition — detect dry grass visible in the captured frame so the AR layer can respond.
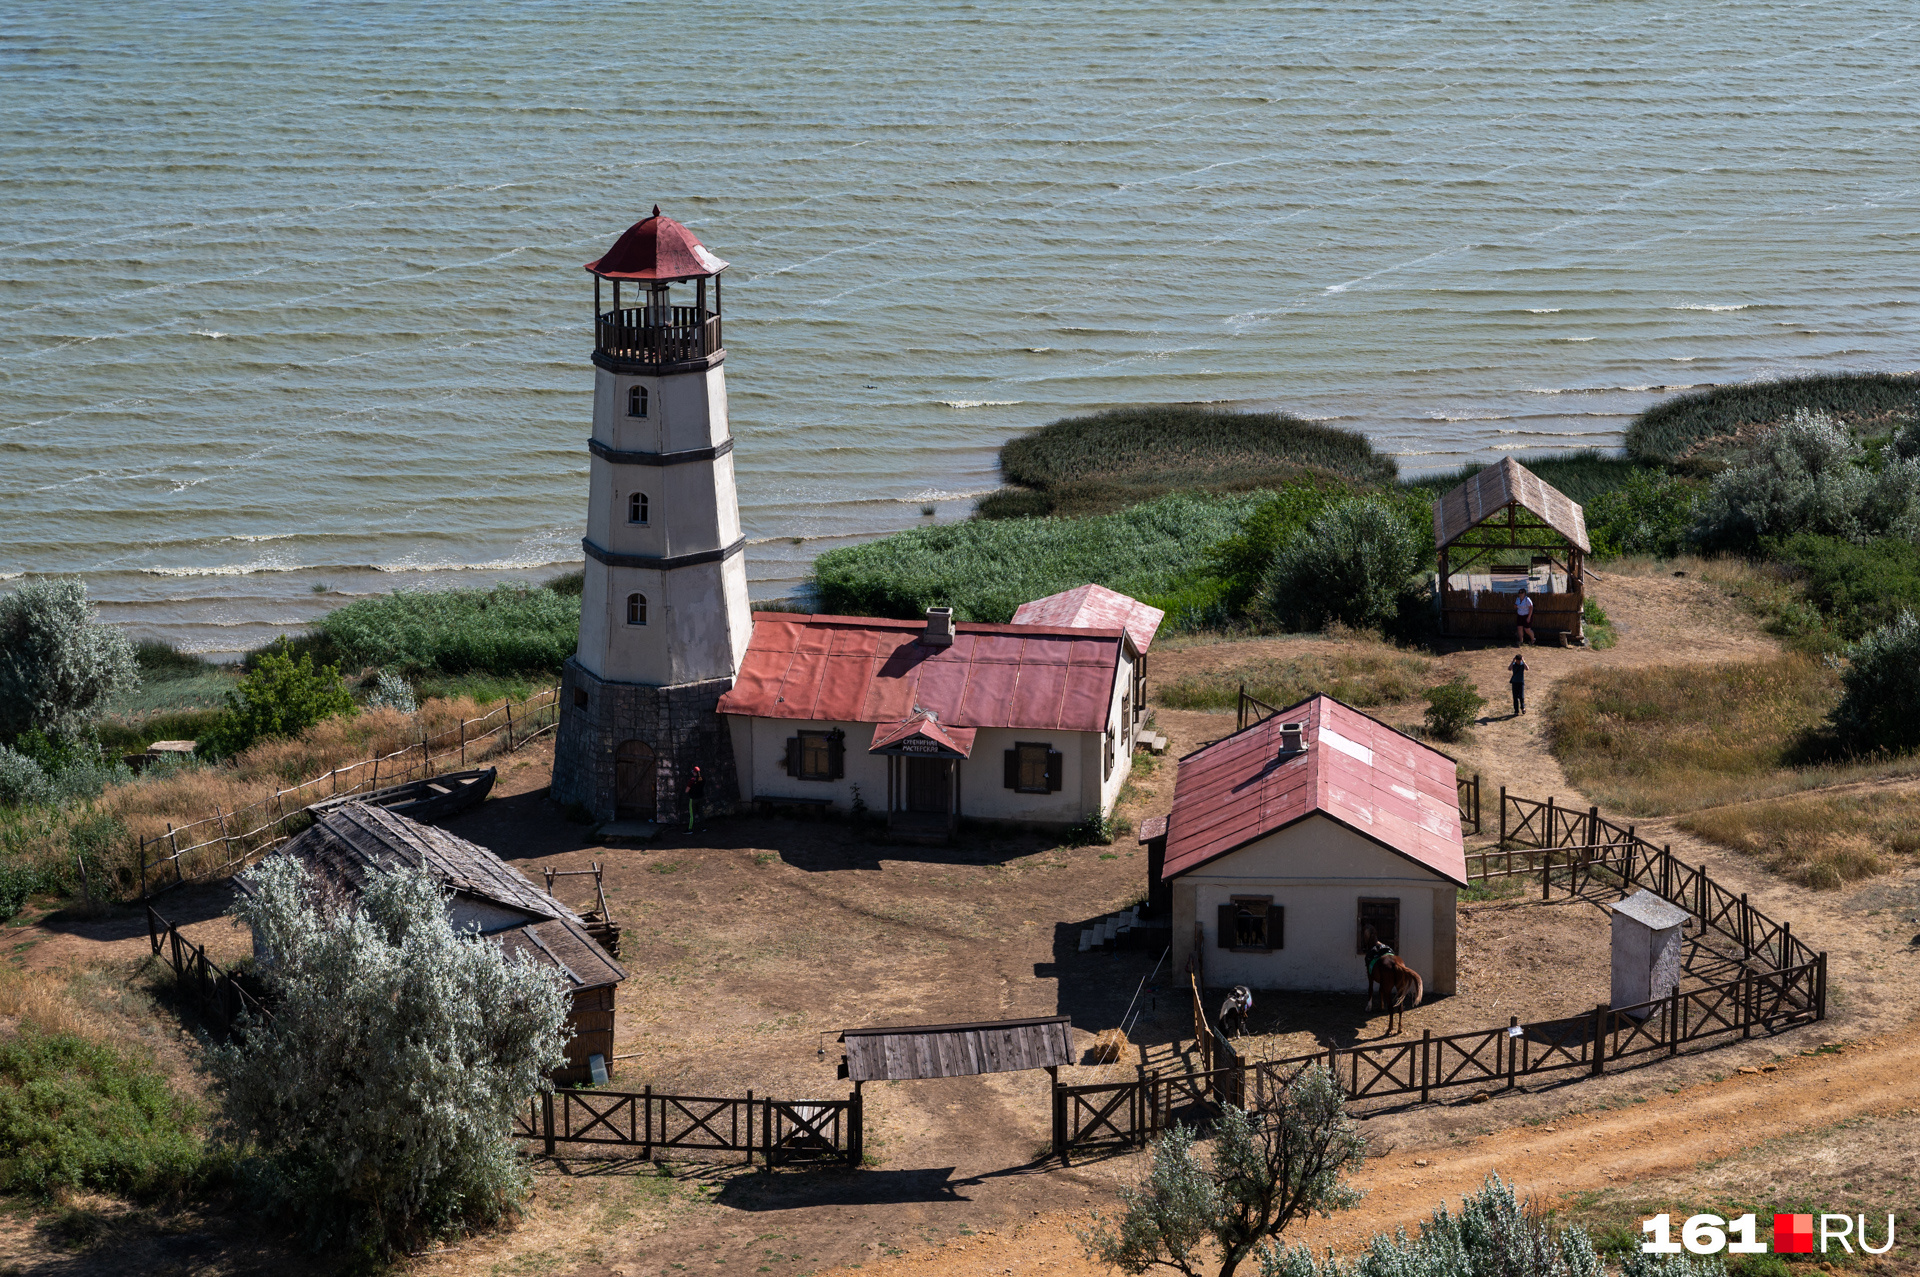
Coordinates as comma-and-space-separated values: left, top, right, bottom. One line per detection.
1548, 655, 1841, 814
1679, 787, 1920, 890
1157, 641, 1432, 711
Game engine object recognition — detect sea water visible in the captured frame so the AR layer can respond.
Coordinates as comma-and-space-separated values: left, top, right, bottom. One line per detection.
3, 1, 1915, 653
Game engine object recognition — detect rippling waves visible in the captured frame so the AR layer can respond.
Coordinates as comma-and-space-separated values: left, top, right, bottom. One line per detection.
3, 1, 1916, 651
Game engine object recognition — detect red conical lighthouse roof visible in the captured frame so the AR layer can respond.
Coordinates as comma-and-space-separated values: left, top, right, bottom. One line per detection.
584, 207, 729, 281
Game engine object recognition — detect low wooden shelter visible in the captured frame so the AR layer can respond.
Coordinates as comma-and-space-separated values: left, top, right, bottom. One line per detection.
837, 1015, 1074, 1084
270, 802, 627, 1085
1435, 457, 1591, 640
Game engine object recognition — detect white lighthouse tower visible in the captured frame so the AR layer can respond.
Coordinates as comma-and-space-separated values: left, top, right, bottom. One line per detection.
550, 208, 752, 824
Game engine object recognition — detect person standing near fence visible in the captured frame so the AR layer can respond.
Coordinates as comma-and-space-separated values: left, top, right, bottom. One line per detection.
1515, 589, 1536, 646
684, 765, 705, 833
1509, 652, 1529, 716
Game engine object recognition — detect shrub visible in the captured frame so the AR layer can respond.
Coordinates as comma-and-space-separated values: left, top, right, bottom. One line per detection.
1691, 410, 1874, 549
365, 671, 418, 715
1259, 500, 1421, 633
1830, 611, 1920, 756
0, 578, 139, 744
197, 650, 356, 760
813, 491, 1267, 622
1768, 533, 1920, 640
542, 569, 585, 597
1422, 678, 1485, 741
1585, 469, 1703, 558
210, 858, 571, 1257
0, 746, 54, 809
0, 1028, 206, 1199
132, 640, 214, 679
1627, 372, 1920, 468
1890, 415, 1920, 463
316, 584, 579, 676
1082, 1070, 1367, 1277
1260, 1173, 1728, 1277
1000, 406, 1399, 516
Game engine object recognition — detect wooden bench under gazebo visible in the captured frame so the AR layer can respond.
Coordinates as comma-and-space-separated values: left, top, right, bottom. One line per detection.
1435, 457, 1591, 641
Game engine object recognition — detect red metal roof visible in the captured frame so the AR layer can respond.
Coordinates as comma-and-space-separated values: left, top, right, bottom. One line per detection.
1010, 584, 1165, 654
585, 207, 729, 281
1162, 695, 1466, 885
868, 712, 977, 758
716, 614, 1122, 732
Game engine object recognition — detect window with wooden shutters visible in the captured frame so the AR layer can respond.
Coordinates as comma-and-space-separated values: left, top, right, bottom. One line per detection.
784, 737, 800, 776
797, 731, 835, 781
1357, 898, 1400, 953
826, 731, 845, 779
1007, 742, 1051, 793
1217, 896, 1276, 952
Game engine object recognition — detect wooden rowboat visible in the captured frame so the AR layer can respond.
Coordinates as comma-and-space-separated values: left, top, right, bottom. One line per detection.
307, 767, 496, 823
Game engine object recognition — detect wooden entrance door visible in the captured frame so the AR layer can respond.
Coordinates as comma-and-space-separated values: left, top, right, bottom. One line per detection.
905, 757, 949, 814
614, 740, 656, 819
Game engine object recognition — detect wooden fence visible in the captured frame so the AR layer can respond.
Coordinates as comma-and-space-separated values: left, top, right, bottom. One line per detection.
1485, 789, 1819, 973
514, 1086, 862, 1166
147, 904, 273, 1035
138, 684, 561, 897
1456, 773, 1482, 835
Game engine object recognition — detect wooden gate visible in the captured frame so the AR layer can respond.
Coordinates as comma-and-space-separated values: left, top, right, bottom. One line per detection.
614, 740, 656, 818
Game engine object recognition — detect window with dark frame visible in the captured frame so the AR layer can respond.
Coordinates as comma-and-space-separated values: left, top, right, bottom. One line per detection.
1217, 896, 1280, 952
629, 491, 649, 525
1357, 898, 1400, 953
627, 385, 648, 417
1003, 742, 1062, 792
626, 592, 647, 626
572, 687, 588, 709
798, 731, 834, 780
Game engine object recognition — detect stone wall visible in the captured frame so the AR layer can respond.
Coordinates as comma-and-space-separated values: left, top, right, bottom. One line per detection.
551, 656, 739, 824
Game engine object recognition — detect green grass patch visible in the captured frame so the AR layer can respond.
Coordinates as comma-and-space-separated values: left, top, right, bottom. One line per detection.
813, 491, 1268, 622
0, 1028, 208, 1199
1157, 645, 1432, 711
1766, 532, 1920, 642
1626, 372, 1920, 470
315, 584, 578, 676
981, 406, 1398, 518
103, 643, 240, 720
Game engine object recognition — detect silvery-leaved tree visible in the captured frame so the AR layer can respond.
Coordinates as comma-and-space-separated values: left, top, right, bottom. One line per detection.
1082, 1066, 1368, 1277
0, 578, 138, 743
210, 857, 571, 1258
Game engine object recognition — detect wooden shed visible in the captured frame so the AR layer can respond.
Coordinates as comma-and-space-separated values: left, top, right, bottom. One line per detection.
271, 802, 627, 1085
837, 1015, 1075, 1083
1434, 457, 1591, 640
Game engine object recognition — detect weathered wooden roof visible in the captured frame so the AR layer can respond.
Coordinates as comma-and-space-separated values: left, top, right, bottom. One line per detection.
273, 803, 627, 992
1434, 457, 1591, 554
839, 1015, 1074, 1082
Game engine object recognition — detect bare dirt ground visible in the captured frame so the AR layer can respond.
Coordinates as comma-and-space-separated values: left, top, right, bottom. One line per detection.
2, 570, 1917, 1275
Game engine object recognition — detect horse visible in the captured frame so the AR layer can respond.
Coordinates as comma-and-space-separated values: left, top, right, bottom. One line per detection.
1362, 927, 1424, 1035
1219, 985, 1254, 1039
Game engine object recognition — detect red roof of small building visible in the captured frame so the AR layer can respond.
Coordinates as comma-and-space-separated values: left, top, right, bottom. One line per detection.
869, 712, 977, 758
1162, 695, 1466, 885
715, 614, 1122, 732
1010, 584, 1165, 654
585, 207, 729, 281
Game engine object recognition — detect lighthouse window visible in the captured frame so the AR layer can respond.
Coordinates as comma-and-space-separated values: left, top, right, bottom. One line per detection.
627, 385, 648, 417
626, 592, 647, 626
629, 492, 649, 525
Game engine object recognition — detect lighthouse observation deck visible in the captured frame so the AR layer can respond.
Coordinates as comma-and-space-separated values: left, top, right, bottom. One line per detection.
594, 304, 722, 371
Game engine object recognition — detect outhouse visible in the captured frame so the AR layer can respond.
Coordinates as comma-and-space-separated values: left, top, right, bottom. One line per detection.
1610, 889, 1689, 1016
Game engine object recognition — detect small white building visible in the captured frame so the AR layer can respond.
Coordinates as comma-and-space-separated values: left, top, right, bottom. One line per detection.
1156, 695, 1465, 995
715, 587, 1162, 836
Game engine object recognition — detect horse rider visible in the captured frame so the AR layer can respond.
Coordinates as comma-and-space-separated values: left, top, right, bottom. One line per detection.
1362, 926, 1394, 980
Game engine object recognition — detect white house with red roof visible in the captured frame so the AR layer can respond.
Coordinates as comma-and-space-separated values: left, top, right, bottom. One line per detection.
1153, 694, 1464, 994
716, 589, 1162, 835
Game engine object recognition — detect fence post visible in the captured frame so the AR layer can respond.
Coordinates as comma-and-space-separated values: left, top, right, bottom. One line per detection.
167, 823, 180, 887
643, 1084, 653, 1159
460, 719, 467, 769
1420, 1029, 1431, 1104
1780, 921, 1791, 971
218, 807, 231, 864
542, 1091, 555, 1156
1815, 953, 1827, 1020
1592, 1004, 1608, 1075
1741, 970, 1753, 1039
1541, 851, 1552, 901
1668, 990, 1680, 1057
139, 836, 148, 899
1499, 786, 1507, 843
1588, 805, 1599, 850
1545, 794, 1555, 845
506, 701, 515, 750
1473, 775, 1482, 834
848, 1087, 863, 1166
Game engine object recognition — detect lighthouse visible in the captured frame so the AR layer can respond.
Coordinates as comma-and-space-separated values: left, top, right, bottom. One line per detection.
550, 209, 751, 824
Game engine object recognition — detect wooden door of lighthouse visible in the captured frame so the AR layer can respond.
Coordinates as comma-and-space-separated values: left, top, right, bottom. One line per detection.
614, 740, 656, 819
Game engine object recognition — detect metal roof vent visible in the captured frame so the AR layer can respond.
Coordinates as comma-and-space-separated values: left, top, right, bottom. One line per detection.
1277, 721, 1306, 758
922, 606, 955, 648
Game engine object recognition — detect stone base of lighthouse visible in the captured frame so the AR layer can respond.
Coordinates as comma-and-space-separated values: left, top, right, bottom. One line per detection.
550, 657, 739, 825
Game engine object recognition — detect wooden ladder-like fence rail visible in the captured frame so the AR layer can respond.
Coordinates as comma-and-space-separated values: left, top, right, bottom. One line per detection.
138, 685, 562, 898
513, 1086, 861, 1166
147, 904, 274, 1035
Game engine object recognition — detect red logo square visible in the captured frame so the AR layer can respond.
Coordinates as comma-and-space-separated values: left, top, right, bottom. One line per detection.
1774, 1214, 1814, 1254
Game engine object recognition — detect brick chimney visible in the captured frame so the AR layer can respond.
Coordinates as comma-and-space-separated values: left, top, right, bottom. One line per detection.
922, 606, 955, 648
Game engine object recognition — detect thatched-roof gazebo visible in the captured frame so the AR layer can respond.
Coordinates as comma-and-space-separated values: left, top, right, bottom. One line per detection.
1434, 458, 1591, 640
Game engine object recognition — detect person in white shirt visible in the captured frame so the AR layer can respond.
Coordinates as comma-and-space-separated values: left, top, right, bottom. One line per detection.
1515, 590, 1535, 646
